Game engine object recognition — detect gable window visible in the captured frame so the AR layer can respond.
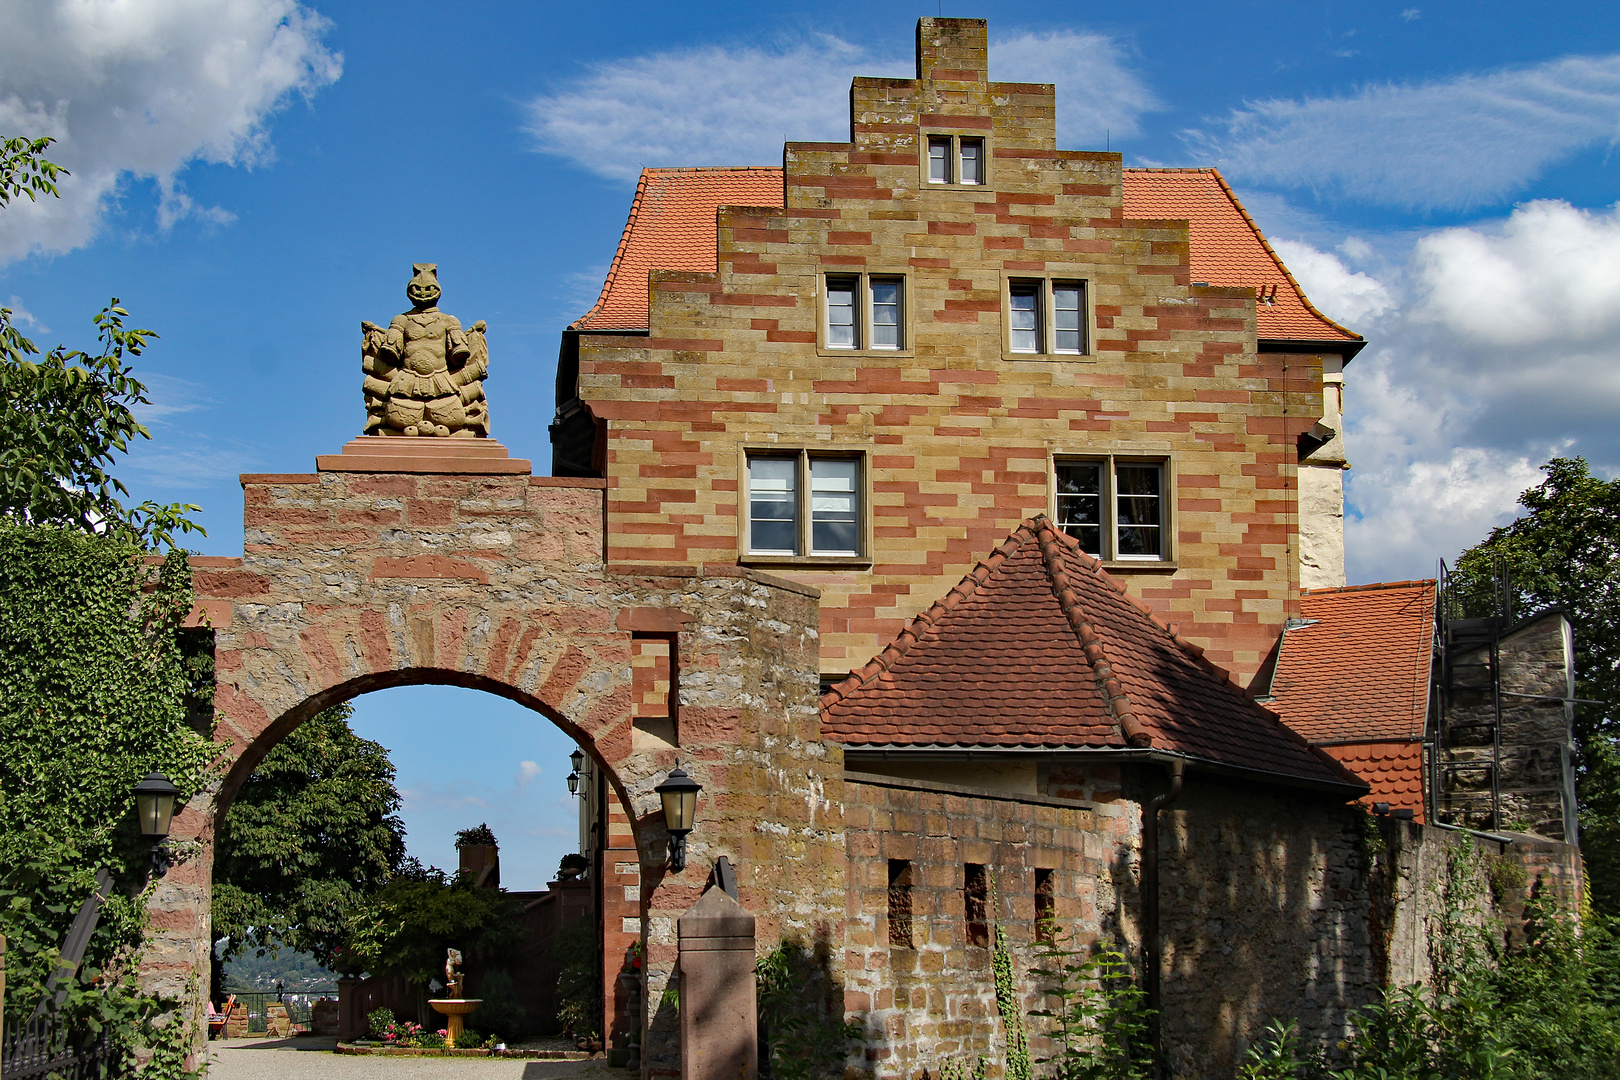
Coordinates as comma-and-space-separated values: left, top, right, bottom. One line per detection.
1005, 278, 1088, 357
745, 451, 865, 560
1055, 457, 1168, 561
824, 273, 905, 352
926, 135, 986, 185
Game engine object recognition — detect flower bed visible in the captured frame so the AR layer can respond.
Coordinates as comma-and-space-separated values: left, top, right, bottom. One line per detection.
335, 1043, 592, 1060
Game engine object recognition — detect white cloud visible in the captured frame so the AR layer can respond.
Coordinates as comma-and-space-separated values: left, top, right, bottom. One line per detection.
4, 295, 47, 333
1270, 200, 1620, 581
524, 30, 1158, 181
516, 760, 541, 791
1271, 238, 1395, 326
1410, 200, 1620, 349
0, 0, 342, 262
1185, 54, 1620, 210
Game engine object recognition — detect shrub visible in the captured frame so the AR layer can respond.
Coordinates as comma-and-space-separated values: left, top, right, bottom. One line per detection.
470, 968, 528, 1042
366, 1006, 395, 1040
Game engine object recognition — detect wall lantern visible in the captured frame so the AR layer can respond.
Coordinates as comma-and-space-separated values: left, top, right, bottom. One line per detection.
567, 747, 587, 798
132, 771, 179, 876
653, 766, 702, 872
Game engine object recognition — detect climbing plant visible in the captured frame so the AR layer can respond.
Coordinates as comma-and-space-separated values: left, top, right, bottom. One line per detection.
0, 526, 214, 1077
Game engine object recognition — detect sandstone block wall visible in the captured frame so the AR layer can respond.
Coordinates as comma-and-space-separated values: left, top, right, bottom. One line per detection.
571, 18, 1336, 688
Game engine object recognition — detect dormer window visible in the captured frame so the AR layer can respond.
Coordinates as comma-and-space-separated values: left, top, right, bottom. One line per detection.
925, 135, 985, 186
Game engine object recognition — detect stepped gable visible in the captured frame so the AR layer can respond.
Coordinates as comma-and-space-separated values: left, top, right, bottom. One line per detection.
572, 165, 1361, 348
1121, 168, 1361, 346
1268, 580, 1436, 743
823, 519, 1364, 791
571, 166, 785, 332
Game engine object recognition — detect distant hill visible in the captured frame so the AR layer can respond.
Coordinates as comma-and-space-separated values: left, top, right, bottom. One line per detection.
223, 944, 338, 993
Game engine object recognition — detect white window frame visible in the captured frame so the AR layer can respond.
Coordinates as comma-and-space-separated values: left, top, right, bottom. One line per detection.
1004, 277, 1091, 358
741, 449, 870, 564
921, 133, 988, 187
1052, 455, 1172, 564
819, 272, 910, 356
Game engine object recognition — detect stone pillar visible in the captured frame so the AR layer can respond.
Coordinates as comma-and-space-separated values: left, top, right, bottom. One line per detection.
678, 887, 757, 1080
336, 978, 362, 1041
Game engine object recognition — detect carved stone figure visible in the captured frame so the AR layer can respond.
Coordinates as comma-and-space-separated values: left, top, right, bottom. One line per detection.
361, 264, 490, 437
444, 947, 465, 998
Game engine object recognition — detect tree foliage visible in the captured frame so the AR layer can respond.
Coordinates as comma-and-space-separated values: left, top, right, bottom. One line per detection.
1453, 457, 1620, 912
0, 136, 201, 549
342, 863, 527, 989
212, 701, 407, 968
0, 135, 66, 207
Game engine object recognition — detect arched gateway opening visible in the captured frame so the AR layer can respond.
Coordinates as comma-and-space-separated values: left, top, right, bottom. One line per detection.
214, 672, 636, 1050
152, 445, 845, 1074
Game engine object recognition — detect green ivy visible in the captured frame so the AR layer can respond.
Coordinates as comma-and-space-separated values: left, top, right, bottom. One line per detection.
0, 525, 215, 1077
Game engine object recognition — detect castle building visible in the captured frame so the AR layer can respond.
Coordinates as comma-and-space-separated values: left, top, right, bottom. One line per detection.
547, 18, 1579, 1076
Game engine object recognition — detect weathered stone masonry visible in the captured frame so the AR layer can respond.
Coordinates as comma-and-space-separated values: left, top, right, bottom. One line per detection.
154, 456, 845, 1074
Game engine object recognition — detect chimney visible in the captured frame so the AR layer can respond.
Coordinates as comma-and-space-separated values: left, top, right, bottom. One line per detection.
916, 18, 989, 84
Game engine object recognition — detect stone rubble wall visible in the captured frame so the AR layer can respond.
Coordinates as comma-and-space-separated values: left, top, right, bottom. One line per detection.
843, 766, 1581, 1080
1441, 610, 1577, 838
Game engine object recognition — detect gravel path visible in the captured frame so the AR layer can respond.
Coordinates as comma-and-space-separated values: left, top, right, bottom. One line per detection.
204, 1038, 628, 1080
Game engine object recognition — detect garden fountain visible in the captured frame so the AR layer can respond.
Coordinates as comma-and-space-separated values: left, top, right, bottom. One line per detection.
427, 948, 481, 1048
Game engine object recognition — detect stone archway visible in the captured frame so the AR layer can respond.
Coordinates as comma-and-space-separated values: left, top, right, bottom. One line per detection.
149, 446, 845, 1075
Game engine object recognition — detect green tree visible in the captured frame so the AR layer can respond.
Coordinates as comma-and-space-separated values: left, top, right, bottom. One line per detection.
211, 702, 407, 972
1453, 457, 1620, 912
0, 136, 201, 549
343, 863, 527, 990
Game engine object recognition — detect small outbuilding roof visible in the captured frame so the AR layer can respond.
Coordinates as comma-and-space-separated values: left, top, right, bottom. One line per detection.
1266, 580, 1437, 744
571, 165, 1362, 351
822, 518, 1365, 794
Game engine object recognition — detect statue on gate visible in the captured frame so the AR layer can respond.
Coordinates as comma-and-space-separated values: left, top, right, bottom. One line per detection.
361, 264, 490, 437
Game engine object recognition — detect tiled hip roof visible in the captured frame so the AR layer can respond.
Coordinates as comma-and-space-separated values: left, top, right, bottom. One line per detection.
822, 518, 1364, 793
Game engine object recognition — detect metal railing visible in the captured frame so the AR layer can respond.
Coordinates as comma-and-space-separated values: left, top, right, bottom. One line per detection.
2, 1014, 120, 1080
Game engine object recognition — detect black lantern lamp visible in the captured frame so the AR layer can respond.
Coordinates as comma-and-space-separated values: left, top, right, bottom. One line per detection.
653, 766, 702, 872
567, 747, 587, 798
133, 771, 179, 875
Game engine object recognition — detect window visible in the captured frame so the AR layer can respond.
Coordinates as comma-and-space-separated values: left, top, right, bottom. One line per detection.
824, 274, 905, 352
1055, 458, 1167, 561
1006, 278, 1088, 356
888, 860, 913, 947
925, 135, 985, 185
745, 452, 864, 559
964, 863, 989, 948
1034, 868, 1055, 942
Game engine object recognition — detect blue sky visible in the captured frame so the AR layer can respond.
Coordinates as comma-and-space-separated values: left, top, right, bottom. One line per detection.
5, 1, 1618, 888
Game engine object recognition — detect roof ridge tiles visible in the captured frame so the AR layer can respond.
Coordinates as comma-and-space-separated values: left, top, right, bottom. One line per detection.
1205, 169, 1361, 343
1041, 522, 1254, 704
819, 523, 1034, 710
1032, 517, 1152, 748
1302, 579, 1437, 596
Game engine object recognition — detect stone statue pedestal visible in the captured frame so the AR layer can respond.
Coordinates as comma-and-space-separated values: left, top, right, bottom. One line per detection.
316, 436, 531, 475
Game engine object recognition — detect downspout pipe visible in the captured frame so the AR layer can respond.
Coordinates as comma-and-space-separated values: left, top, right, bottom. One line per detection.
1142, 758, 1184, 1077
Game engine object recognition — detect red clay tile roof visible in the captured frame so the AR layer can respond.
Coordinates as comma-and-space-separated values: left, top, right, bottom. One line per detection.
571, 167, 784, 332
572, 166, 1361, 347
1121, 169, 1360, 344
822, 518, 1363, 792
1320, 741, 1425, 822
1267, 581, 1437, 743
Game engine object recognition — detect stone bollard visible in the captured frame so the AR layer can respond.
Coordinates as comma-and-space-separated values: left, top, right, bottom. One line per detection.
678, 886, 757, 1080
